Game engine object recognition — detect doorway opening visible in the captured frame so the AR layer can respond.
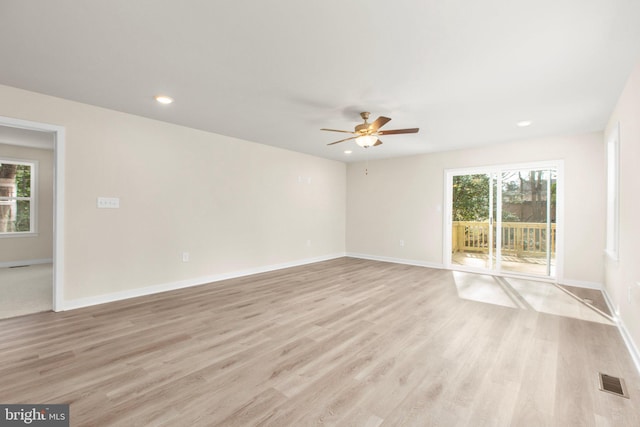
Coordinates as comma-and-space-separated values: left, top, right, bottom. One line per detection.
0, 116, 65, 315
445, 161, 563, 279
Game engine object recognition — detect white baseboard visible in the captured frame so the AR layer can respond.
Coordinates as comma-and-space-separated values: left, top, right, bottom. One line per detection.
0, 258, 53, 268
62, 253, 346, 311
618, 320, 640, 376
601, 287, 640, 375
345, 252, 444, 270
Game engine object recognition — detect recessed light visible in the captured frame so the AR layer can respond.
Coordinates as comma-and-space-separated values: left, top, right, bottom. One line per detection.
517, 120, 532, 127
155, 95, 174, 105
344, 150, 353, 154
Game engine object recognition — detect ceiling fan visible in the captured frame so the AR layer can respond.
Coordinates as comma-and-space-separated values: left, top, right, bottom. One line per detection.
321, 112, 419, 148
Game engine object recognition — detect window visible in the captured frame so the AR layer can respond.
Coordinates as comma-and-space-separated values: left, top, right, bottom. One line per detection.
0, 159, 36, 235
605, 125, 619, 260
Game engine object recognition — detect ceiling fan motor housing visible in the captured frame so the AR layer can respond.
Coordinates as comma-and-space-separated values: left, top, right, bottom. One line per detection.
357, 112, 372, 133
355, 123, 371, 134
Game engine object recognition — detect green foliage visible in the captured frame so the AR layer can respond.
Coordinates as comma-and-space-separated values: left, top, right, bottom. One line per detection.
0, 163, 32, 232
452, 175, 490, 221
15, 200, 31, 231
453, 170, 556, 223
15, 165, 32, 197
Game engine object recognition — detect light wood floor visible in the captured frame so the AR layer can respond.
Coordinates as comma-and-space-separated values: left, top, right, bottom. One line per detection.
1, 257, 638, 426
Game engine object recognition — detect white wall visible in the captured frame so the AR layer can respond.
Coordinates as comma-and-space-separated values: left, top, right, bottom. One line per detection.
347, 132, 605, 286
0, 143, 54, 264
604, 61, 640, 366
0, 84, 346, 304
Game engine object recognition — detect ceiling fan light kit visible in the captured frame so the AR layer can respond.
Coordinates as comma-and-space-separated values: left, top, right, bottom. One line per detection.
355, 135, 378, 148
321, 112, 419, 149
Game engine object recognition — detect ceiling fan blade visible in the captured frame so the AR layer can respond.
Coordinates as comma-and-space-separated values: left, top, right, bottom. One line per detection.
373, 139, 383, 146
327, 136, 358, 145
370, 116, 391, 131
378, 128, 419, 135
320, 128, 356, 134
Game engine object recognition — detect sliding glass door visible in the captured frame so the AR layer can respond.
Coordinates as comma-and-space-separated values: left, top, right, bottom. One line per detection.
448, 163, 559, 278
498, 168, 556, 276
451, 173, 494, 270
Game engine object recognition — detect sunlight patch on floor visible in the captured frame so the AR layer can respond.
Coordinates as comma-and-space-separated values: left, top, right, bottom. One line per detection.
452, 271, 518, 309
453, 271, 613, 325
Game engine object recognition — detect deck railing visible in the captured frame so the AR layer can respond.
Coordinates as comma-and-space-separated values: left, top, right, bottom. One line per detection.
452, 221, 556, 257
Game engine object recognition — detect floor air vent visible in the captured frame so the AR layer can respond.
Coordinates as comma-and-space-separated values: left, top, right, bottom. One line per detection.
598, 373, 629, 398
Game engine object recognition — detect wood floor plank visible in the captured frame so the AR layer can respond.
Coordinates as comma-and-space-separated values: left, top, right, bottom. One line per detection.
1, 257, 639, 426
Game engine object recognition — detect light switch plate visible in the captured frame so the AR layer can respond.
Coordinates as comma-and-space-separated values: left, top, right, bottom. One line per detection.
97, 197, 120, 209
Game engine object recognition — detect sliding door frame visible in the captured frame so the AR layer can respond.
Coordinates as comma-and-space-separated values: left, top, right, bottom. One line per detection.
443, 160, 564, 282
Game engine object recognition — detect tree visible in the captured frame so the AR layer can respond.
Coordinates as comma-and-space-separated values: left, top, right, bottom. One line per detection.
0, 163, 31, 232
500, 170, 557, 222
453, 171, 556, 223
0, 163, 18, 232
452, 175, 490, 221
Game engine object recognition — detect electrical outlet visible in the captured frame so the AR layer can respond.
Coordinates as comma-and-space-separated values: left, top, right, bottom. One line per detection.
306, 240, 311, 247
182, 252, 190, 262
400, 240, 405, 247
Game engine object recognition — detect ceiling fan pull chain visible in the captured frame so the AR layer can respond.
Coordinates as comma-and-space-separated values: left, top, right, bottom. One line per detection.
365, 150, 369, 175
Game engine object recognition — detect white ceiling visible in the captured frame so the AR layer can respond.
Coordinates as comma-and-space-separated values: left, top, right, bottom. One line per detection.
1, 1, 639, 163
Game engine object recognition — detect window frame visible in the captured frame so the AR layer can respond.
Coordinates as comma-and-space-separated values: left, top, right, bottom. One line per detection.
0, 157, 38, 237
